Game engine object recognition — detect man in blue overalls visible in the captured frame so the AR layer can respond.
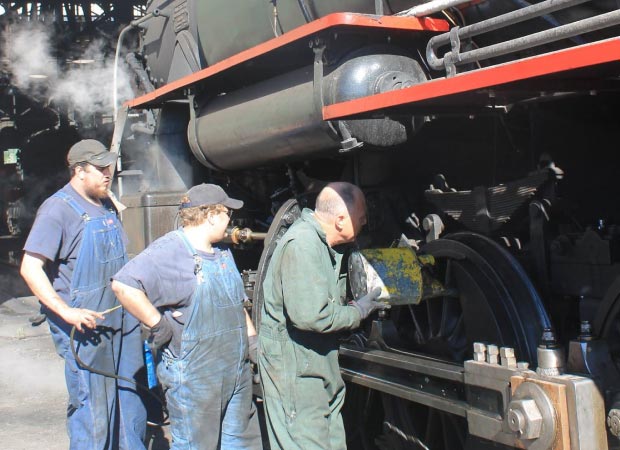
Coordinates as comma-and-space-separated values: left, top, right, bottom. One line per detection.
20, 139, 147, 449
111, 183, 262, 450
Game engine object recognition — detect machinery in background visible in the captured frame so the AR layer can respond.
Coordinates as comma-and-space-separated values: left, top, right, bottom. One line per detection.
0, 2, 149, 238
113, 1, 620, 448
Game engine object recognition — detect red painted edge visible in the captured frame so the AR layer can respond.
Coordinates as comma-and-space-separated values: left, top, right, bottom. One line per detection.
125, 12, 449, 108
323, 38, 620, 120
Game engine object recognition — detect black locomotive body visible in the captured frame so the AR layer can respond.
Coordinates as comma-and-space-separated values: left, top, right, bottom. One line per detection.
114, 1, 620, 448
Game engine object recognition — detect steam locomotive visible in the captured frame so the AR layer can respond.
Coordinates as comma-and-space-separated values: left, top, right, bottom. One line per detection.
114, 1, 620, 449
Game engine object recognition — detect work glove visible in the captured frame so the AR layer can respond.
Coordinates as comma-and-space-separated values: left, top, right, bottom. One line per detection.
248, 335, 258, 365
148, 314, 174, 350
351, 287, 390, 320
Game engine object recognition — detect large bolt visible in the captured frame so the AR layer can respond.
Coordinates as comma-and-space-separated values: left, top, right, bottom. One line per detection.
579, 321, 593, 341
537, 328, 564, 376
608, 409, 620, 438
507, 399, 543, 440
540, 328, 557, 348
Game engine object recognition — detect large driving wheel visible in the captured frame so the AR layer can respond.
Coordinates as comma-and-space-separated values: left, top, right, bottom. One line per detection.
252, 199, 301, 331
344, 232, 551, 450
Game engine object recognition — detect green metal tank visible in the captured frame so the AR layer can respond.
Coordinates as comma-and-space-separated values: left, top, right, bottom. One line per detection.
141, 0, 423, 85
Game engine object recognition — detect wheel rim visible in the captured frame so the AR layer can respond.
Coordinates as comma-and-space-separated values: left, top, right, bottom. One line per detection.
594, 276, 620, 374
251, 199, 301, 331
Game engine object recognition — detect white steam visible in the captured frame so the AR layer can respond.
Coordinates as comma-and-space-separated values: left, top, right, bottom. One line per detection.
5, 22, 59, 86
3, 21, 134, 115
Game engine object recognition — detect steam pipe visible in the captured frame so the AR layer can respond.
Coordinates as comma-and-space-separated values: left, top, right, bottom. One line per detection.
113, 8, 169, 119
429, 0, 590, 49
509, 0, 586, 46
427, 5, 620, 74
396, 0, 472, 17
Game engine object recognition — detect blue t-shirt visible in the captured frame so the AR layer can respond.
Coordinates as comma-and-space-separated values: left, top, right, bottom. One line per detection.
113, 231, 237, 354
24, 183, 127, 304
112, 231, 203, 315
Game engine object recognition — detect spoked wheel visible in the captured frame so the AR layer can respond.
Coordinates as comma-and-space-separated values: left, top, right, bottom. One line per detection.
344, 232, 551, 450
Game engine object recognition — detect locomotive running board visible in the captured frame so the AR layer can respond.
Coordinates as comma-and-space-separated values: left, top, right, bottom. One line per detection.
125, 12, 448, 110
323, 37, 620, 119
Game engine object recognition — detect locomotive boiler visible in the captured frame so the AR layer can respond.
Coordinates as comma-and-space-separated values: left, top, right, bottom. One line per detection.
113, 1, 620, 449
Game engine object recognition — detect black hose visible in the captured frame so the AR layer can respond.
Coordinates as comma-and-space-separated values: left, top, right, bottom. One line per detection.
296, 0, 315, 23
69, 325, 169, 426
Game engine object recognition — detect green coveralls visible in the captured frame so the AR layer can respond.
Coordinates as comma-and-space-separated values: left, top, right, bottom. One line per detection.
258, 208, 362, 450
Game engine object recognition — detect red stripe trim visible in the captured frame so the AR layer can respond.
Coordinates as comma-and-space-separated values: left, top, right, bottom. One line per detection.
323, 38, 620, 120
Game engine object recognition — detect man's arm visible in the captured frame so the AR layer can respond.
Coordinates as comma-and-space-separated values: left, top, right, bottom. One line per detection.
20, 252, 104, 332
281, 240, 361, 333
111, 280, 161, 327
245, 309, 257, 337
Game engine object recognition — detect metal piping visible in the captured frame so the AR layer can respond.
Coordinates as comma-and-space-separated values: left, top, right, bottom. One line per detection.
509, 0, 587, 45
396, 0, 472, 17
426, 0, 620, 75
112, 8, 169, 119
296, 0, 315, 23
429, 0, 590, 50
125, 52, 155, 94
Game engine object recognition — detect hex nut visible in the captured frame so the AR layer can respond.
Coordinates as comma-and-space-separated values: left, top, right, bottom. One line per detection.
473, 352, 486, 362
507, 398, 543, 440
473, 342, 486, 353
607, 409, 620, 437
500, 347, 515, 358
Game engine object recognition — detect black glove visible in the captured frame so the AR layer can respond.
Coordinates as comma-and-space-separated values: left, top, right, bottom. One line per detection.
351, 287, 390, 320
248, 335, 258, 365
149, 314, 174, 349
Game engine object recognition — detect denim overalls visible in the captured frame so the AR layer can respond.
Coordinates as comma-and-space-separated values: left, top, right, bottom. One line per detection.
156, 230, 261, 450
46, 191, 146, 449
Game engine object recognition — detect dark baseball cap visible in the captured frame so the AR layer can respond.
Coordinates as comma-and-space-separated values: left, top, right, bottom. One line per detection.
180, 183, 243, 210
67, 139, 117, 167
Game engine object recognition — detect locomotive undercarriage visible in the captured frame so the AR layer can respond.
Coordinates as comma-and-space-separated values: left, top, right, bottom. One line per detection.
242, 133, 620, 449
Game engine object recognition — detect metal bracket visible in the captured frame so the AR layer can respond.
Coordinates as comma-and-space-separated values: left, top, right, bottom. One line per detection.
529, 200, 549, 293
374, 0, 384, 16
311, 39, 326, 119
311, 38, 360, 152
445, 26, 461, 77
187, 93, 208, 168
187, 93, 224, 171
423, 214, 444, 242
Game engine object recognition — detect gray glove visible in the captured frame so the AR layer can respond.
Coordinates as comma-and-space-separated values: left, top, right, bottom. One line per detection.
149, 314, 174, 349
351, 287, 390, 320
248, 335, 258, 365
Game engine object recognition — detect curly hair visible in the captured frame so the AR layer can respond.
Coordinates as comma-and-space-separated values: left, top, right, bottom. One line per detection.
178, 198, 227, 227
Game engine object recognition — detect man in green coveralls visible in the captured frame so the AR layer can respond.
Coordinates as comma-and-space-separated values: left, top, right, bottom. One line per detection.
258, 182, 388, 450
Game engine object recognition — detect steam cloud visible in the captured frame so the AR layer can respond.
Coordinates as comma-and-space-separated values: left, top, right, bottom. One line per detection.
3, 21, 134, 115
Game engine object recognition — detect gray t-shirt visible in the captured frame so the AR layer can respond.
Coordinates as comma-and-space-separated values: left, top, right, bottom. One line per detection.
24, 183, 124, 304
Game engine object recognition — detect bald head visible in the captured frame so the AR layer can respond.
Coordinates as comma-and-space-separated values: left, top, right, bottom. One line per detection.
315, 182, 363, 219
315, 182, 367, 246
